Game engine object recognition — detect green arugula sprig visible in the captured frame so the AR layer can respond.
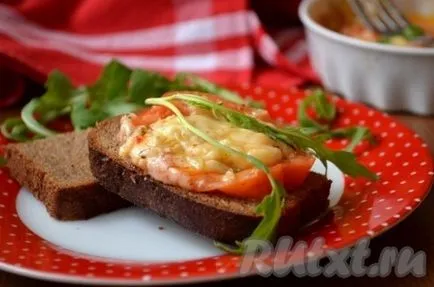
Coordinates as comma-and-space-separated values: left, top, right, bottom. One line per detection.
158, 93, 377, 180
145, 93, 377, 253
146, 97, 285, 254
1, 60, 259, 142
298, 89, 375, 152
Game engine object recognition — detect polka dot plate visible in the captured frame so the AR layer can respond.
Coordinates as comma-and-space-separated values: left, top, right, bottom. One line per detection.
0, 85, 432, 285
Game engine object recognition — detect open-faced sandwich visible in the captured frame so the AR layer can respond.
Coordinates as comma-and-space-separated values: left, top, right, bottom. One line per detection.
88, 91, 376, 253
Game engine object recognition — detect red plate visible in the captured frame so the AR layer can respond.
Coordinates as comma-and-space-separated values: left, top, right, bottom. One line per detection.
0, 85, 433, 285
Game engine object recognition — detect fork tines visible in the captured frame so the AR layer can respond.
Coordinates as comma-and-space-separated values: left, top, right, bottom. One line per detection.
347, 0, 409, 34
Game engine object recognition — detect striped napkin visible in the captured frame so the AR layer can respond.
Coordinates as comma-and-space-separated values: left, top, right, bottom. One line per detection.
0, 0, 318, 107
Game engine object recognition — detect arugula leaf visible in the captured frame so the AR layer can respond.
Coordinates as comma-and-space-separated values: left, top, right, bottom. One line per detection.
21, 99, 57, 137
297, 92, 329, 134
0, 156, 6, 167
38, 70, 74, 111
128, 70, 174, 104
88, 60, 132, 102
298, 89, 337, 128
298, 89, 376, 153
102, 100, 142, 117
176, 73, 264, 108
146, 97, 286, 254
70, 98, 107, 131
162, 93, 377, 180
0, 118, 31, 142
329, 127, 376, 152
312, 89, 336, 121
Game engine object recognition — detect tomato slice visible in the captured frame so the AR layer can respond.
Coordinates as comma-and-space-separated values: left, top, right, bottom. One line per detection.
132, 102, 191, 126
217, 155, 314, 199
282, 155, 315, 191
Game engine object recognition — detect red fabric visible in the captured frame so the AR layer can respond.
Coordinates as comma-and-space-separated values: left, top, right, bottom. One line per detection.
0, 0, 317, 107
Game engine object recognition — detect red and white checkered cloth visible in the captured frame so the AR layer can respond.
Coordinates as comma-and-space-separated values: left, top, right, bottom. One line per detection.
0, 0, 318, 107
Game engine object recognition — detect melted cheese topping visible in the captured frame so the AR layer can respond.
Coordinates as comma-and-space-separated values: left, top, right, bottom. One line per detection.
119, 111, 294, 175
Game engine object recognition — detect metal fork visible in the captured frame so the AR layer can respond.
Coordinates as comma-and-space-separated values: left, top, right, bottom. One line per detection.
347, 0, 434, 46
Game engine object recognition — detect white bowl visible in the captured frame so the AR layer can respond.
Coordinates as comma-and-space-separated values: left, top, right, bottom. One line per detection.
298, 0, 434, 115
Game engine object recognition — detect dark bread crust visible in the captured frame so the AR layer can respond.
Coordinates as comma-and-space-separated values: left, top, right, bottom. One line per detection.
88, 117, 331, 242
5, 131, 129, 220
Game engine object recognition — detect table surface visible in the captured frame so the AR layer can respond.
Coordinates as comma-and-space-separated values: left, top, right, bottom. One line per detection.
0, 109, 433, 287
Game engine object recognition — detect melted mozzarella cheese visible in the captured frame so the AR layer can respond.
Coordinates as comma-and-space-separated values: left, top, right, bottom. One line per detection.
119, 113, 294, 174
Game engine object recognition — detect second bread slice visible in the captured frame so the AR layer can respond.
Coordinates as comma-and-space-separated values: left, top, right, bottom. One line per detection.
4, 130, 130, 220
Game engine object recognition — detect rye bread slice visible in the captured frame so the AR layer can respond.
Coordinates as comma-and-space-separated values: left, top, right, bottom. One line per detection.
88, 117, 331, 243
4, 131, 130, 220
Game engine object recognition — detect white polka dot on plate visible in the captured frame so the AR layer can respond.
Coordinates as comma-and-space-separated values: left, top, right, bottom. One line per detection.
285, 107, 293, 115
217, 268, 226, 274
271, 104, 280, 112
267, 91, 276, 99
254, 87, 263, 95
142, 275, 152, 281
